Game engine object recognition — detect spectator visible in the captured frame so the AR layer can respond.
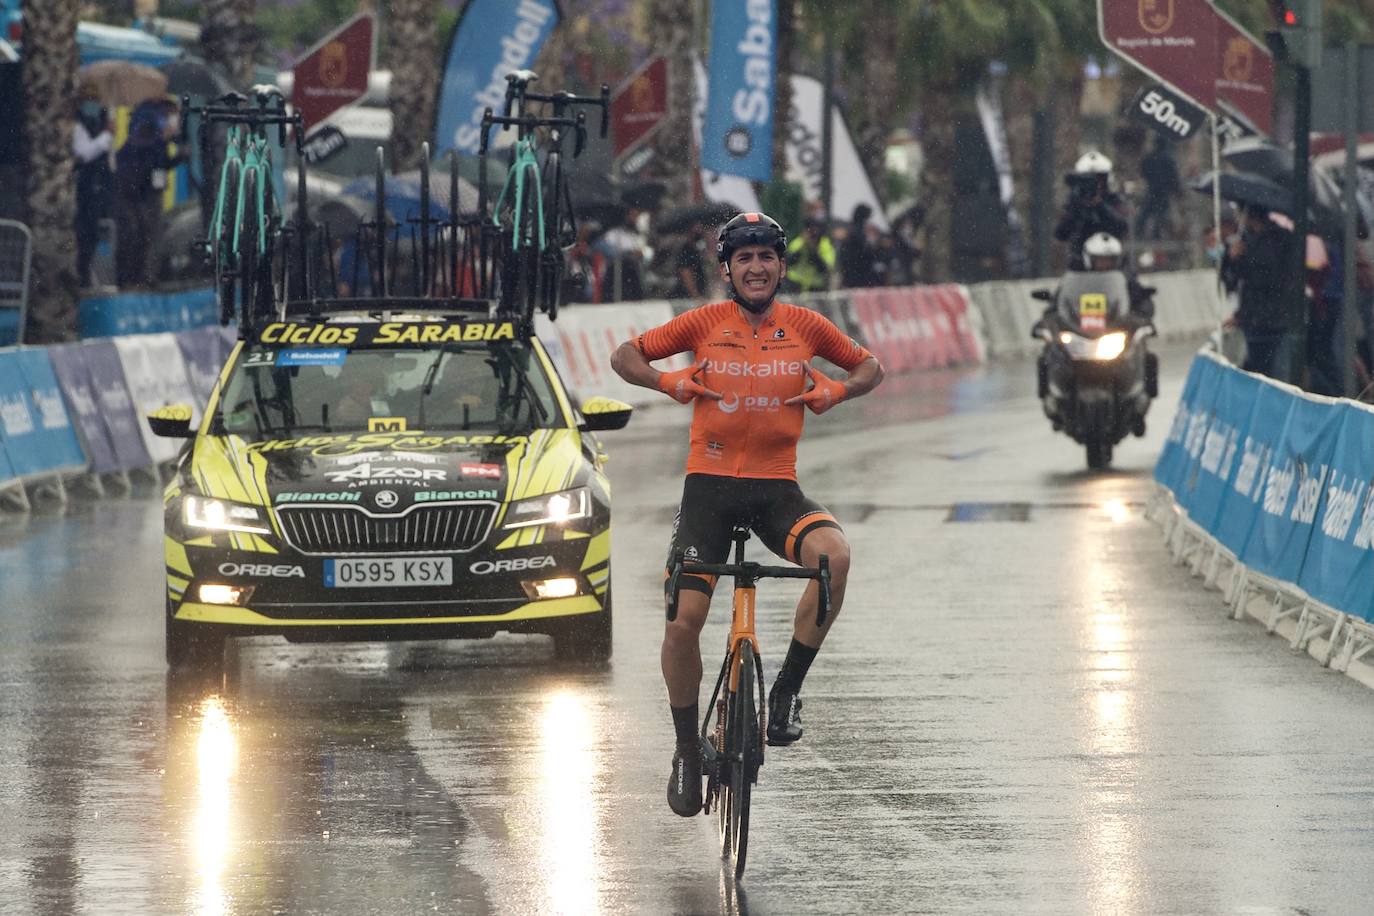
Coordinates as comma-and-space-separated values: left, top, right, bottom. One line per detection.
839, 203, 881, 288
73, 93, 113, 290
114, 99, 186, 289
1223, 204, 1294, 380
785, 216, 835, 294
595, 209, 646, 301
887, 207, 923, 286
669, 221, 709, 299
1135, 135, 1181, 241
563, 221, 603, 303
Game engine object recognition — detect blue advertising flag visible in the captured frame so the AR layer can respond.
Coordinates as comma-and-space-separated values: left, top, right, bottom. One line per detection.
432, 0, 561, 157
1214, 378, 1293, 556
13, 349, 88, 473
701, 0, 776, 181
1240, 392, 1342, 582
1298, 402, 1374, 621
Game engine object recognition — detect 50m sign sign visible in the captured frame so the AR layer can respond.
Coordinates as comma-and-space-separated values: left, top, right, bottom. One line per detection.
1128, 84, 1208, 140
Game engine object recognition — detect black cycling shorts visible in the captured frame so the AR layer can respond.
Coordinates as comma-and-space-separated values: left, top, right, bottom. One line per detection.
665, 474, 842, 598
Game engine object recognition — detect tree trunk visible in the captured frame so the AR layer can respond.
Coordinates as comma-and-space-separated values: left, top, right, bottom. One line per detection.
851, 23, 900, 194
771, 0, 794, 182
917, 87, 958, 283
201, 0, 260, 91
1047, 64, 1086, 273
383, 0, 439, 172
20, 0, 81, 344
647, 0, 695, 205
1005, 78, 1038, 277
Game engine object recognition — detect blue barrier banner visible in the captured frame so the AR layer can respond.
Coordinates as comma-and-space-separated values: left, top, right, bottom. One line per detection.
175, 327, 225, 408
48, 343, 120, 475
1184, 365, 1263, 534
1154, 357, 1220, 502
701, 0, 776, 181
81, 340, 152, 472
1215, 379, 1294, 556
12, 349, 89, 473
1298, 403, 1374, 621
432, 0, 560, 156
0, 350, 52, 478
1240, 391, 1341, 582
79, 286, 217, 338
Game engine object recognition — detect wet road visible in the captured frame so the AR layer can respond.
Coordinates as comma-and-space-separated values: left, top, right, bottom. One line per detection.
5, 341, 1374, 915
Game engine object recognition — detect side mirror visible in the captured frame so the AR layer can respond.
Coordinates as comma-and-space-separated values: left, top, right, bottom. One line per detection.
579, 395, 633, 431
148, 403, 195, 438
1031, 289, 1054, 302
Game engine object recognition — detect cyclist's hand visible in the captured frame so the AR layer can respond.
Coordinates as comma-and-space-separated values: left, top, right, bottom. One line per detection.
657, 359, 721, 404
785, 363, 847, 415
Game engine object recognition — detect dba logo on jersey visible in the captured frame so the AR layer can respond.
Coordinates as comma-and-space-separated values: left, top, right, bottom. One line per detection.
717, 393, 783, 414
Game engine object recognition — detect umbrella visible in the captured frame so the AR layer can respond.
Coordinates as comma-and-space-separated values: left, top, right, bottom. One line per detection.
1223, 137, 1352, 238
77, 59, 168, 108
342, 169, 481, 224
1193, 170, 1295, 217
159, 57, 232, 102
655, 201, 740, 235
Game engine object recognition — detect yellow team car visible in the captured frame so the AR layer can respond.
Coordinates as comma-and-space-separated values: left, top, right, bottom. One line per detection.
150, 308, 631, 669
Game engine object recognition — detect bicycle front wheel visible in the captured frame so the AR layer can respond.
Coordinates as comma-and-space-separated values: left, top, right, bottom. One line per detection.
720, 641, 758, 879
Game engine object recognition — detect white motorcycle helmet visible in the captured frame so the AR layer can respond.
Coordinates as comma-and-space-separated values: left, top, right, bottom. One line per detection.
1083, 232, 1123, 271
1073, 151, 1114, 176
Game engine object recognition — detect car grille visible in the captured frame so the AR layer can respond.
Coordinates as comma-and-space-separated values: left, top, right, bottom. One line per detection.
275, 502, 498, 556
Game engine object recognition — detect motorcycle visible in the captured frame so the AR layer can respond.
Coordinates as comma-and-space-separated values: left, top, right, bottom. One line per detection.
1032, 269, 1158, 470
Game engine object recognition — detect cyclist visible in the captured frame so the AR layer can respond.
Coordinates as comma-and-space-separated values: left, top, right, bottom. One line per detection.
609, 212, 885, 817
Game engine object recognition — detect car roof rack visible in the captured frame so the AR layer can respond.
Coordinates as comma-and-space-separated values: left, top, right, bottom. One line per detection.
281, 296, 501, 320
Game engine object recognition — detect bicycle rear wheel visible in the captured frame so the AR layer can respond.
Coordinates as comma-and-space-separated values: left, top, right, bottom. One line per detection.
720, 641, 758, 879
214, 158, 241, 323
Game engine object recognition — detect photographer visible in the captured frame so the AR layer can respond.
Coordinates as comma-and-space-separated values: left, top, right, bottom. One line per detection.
1055, 151, 1128, 268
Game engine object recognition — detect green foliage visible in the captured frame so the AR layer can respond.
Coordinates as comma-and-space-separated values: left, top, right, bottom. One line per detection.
256, 0, 364, 58
759, 178, 805, 240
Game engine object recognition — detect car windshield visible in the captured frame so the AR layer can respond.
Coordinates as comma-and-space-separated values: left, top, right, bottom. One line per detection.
216, 340, 560, 439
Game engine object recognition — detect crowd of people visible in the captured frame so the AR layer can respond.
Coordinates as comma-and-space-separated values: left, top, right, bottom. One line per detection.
71, 92, 185, 293
560, 201, 927, 305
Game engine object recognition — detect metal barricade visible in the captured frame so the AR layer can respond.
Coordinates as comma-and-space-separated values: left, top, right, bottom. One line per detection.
0, 219, 32, 344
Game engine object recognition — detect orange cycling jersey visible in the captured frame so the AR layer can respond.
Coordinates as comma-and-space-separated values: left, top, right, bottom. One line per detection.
636, 300, 872, 480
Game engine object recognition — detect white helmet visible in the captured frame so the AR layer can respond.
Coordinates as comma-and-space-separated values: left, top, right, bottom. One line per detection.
1083, 232, 1123, 270
1073, 151, 1113, 175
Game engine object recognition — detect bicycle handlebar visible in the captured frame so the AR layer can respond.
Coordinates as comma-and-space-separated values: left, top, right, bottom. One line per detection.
665, 555, 832, 627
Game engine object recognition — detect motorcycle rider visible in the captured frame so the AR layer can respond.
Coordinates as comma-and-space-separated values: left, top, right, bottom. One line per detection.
1055, 152, 1129, 267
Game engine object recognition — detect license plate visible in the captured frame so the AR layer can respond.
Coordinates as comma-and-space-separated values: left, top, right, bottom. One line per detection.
324, 557, 453, 588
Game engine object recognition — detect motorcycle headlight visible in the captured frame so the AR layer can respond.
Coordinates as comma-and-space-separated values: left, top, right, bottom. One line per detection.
184, 495, 271, 534
503, 488, 591, 529
1094, 332, 1128, 361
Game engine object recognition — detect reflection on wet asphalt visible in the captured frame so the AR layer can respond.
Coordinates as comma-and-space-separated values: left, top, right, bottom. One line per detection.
5, 342, 1374, 914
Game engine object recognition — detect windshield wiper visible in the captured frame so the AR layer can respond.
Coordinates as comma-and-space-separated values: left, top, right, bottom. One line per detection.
417, 346, 451, 430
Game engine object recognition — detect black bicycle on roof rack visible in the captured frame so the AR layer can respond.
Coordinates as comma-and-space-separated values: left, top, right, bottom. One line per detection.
183, 69, 606, 342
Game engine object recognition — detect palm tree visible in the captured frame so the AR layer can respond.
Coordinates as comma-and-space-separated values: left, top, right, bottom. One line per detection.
382, 0, 439, 172
20, 0, 81, 344
202, 0, 260, 90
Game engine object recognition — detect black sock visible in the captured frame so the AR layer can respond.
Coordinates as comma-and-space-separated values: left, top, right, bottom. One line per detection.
774, 639, 819, 695
671, 703, 699, 747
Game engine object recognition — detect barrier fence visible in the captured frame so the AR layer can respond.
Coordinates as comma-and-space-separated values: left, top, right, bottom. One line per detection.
0, 267, 1226, 506
1149, 350, 1374, 680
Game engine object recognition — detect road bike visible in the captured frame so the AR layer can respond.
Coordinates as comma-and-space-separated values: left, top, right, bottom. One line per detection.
479, 70, 608, 324
667, 527, 832, 880
183, 87, 305, 328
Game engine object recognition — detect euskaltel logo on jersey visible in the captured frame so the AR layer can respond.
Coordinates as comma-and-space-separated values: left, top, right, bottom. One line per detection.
705, 358, 805, 377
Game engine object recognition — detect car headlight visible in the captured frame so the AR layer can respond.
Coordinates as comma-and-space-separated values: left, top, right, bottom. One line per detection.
503, 488, 591, 529
184, 495, 271, 534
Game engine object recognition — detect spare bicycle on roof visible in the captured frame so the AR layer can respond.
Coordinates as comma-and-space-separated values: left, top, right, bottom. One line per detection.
181, 69, 608, 339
